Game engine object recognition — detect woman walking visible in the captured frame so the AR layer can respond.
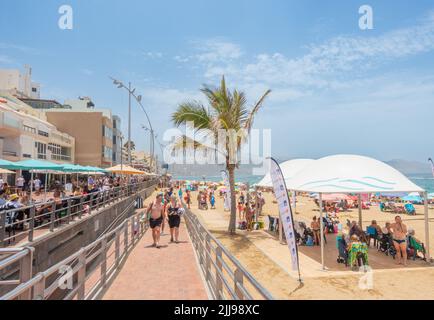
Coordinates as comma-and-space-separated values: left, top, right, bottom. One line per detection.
166, 195, 182, 243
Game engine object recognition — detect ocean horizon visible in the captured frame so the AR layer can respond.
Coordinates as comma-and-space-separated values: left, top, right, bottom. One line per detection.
172, 174, 434, 193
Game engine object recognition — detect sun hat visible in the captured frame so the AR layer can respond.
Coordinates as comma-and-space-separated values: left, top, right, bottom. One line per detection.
9, 194, 19, 201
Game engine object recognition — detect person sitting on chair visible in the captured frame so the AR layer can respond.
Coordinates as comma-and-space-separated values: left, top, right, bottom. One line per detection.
407, 228, 426, 261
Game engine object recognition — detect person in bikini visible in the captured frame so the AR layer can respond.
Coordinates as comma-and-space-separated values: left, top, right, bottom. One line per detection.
391, 215, 408, 266
147, 193, 164, 248
166, 194, 182, 243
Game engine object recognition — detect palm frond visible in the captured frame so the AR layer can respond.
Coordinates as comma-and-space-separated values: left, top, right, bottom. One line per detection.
243, 89, 271, 132
172, 101, 213, 130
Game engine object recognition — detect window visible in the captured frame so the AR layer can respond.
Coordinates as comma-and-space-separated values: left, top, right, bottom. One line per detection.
32, 87, 37, 92
102, 125, 113, 140
49, 143, 71, 161
23, 125, 36, 134
35, 142, 47, 159
102, 145, 112, 160
38, 130, 49, 137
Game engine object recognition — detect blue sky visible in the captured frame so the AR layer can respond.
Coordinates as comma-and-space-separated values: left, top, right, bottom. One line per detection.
1, 0, 434, 162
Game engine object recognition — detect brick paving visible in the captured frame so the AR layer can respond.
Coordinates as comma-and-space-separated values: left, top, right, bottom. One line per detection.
102, 218, 209, 300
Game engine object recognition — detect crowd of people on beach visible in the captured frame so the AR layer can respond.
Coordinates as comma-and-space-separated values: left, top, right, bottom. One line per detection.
306, 214, 427, 270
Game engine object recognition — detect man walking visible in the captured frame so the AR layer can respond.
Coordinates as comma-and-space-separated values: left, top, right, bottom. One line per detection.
147, 193, 164, 248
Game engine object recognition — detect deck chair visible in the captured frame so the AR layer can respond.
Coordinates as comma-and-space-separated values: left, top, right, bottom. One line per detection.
404, 203, 416, 215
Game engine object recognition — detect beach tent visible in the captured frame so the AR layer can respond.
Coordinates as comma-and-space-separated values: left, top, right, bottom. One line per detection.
285, 154, 429, 269
256, 159, 314, 187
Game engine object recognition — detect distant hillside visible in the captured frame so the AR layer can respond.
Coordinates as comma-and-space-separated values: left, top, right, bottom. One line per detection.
385, 159, 432, 176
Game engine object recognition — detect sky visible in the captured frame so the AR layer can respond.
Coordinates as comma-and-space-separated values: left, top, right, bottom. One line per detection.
1, 0, 434, 162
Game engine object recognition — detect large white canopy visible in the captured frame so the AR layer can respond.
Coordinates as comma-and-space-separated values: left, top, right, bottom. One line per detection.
256, 159, 314, 187
286, 154, 424, 193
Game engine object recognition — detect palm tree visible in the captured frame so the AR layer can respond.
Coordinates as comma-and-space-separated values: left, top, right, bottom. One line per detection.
172, 76, 271, 234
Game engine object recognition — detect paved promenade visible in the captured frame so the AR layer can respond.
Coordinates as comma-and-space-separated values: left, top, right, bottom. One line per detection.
102, 217, 209, 300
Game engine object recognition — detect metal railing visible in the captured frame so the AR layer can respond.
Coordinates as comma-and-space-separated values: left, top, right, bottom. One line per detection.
183, 208, 273, 300
0, 208, 148, 300
0, 247, 34, 299
0, 180, 157, 247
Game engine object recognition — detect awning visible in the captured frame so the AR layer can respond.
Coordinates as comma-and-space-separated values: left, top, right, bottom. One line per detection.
13, 159, 64, 171
106, 164, 147, 175
287, 155, 423, 193
256, 159, 314, 188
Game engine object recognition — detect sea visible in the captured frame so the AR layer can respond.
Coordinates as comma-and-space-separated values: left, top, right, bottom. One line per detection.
172, 174, 434, 193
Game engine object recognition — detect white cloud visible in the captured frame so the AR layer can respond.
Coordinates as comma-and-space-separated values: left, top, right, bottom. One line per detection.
0, 55, 13, 64
191, 12, 434, 100
81, 68, 94, 76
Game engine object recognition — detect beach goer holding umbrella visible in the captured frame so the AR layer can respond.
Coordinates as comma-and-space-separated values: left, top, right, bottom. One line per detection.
391, 216, 408, 266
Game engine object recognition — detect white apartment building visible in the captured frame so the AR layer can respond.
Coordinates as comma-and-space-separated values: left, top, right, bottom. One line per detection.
0, 92, 75, 163
0, 65, 41, 99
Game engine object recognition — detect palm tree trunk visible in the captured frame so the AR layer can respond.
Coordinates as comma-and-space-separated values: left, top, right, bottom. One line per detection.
227, 165, 237, 234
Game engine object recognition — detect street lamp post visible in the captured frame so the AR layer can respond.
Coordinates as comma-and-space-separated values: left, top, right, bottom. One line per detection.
141, 124, 157, 173
110, 77, 154, 171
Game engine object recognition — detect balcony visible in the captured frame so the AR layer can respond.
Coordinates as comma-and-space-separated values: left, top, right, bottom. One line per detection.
0, 112, 22, 137
51, 154, 72, 162
2, 150, 20, 161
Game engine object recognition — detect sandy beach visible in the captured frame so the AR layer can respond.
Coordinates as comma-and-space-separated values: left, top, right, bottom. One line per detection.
188, 189, 434, 299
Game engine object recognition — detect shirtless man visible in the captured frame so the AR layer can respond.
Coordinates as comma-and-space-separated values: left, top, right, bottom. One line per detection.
391, 216, 408, 266
147, 193, 164, 248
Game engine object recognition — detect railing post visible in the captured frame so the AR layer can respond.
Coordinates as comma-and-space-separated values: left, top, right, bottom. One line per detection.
79, 197, 84, 219
28, 206, 36, 242
205, 234, 211, 282
216, 247, 223, 299
124, 221, 129, 252
18, 247, 33, 300
77, 250, 86, 300
67, 198, 72, 224
130, 216, 135, 244
50, 202, 56, 232
100, 238, 107, 288
115, 230, 120, 268
33, 276, 46, 300
0, 212, 6, 247
234, 268, 244, 300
